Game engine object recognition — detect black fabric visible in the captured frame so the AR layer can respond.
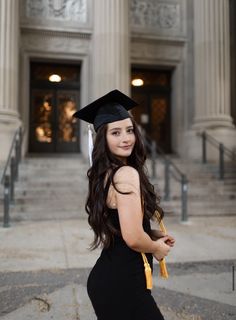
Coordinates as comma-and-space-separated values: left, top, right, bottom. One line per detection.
93, 103, 130, 132
72, 89, 138, 131
87, 181, 165, 320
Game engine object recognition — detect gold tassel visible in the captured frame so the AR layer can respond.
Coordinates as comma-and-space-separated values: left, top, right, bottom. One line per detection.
141, 253, 153, 289
159, 259, 168, 279
140, 204, 169, 288
154, 210, 169, 279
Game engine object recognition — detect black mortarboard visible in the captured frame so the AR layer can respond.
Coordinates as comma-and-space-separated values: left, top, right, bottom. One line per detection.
73, 89, 138, 131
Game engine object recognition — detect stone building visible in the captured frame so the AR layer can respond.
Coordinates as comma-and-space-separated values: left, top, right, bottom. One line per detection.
0, 0, 236, 162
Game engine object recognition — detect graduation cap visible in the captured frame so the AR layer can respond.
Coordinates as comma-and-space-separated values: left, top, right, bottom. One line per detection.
73, 89, 138, 132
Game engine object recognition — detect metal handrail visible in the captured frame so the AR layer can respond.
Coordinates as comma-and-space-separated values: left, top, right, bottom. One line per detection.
1, 126, 23, 227
197, 131, 236, 180
142, 130, 188, 222
143, 132, 186, 180
200, 131, 235, 160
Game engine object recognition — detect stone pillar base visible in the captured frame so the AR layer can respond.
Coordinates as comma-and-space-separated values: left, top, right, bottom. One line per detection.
0, 118, 21, 163
182, 127, 236, 162
193, 115, 234, 130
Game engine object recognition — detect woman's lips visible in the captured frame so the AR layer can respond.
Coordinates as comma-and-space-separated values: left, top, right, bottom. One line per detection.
120, 145, 132, 150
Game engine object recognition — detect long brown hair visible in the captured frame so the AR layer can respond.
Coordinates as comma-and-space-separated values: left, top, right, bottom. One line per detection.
85, 117, 163, 250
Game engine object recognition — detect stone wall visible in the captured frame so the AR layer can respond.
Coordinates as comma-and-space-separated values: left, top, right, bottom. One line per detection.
18, 0, 193, 158
130, 0, 193, 155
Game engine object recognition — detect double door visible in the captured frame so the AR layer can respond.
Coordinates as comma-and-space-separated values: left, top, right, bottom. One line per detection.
131, 91, 171, 154
131, 68, 172, 153
29, 89, 79, 153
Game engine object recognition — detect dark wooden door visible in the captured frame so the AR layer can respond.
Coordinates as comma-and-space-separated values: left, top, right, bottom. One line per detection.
131, 68, 172, 153
29, 89, 79, 153
29, 62, 80, 153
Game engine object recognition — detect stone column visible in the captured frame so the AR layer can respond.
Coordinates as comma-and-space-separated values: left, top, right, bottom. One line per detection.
185, 0, 236, 160
92, 0, 130, 99
193, 0, 234, 128
0, 0, 21, 162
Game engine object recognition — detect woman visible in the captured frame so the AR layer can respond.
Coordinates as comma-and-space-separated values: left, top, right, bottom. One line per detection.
73, 89, 175, 320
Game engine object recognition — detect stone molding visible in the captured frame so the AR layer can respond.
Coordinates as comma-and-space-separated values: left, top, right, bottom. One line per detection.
131, 37, 184, 63
0, 110, 21, 124
21, 27, 91, 40
130, 0, 186, 38
21, 31, 90, 54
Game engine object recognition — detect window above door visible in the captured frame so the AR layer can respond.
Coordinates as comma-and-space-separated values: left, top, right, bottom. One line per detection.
31, 62, 81, 88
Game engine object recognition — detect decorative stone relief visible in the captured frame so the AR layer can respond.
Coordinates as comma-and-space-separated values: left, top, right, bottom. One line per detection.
130, 0, 180, 30
24, 0, 87, 23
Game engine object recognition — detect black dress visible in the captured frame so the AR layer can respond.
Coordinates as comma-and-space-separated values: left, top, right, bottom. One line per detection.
87, 207, 165, 320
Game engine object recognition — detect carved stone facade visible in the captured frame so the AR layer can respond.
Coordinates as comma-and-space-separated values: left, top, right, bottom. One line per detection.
130, 0, 189, 156
17, 0, 191, 159
23, 0, 87, 23
0, 0, 234, 162
131, 1, 180, 29
130, 0, 187, 39
20, 0, 92, 33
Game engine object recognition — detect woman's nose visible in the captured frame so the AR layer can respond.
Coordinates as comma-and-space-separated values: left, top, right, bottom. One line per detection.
121, 132, 130, 142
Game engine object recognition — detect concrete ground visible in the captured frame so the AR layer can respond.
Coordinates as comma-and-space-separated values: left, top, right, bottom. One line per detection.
0, 215, 236, 319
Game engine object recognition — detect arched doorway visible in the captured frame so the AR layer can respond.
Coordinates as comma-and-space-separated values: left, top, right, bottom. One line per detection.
29, 61, 80, 153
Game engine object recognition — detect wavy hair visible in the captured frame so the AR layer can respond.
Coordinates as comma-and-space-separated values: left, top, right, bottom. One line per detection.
85, 117, 163, 250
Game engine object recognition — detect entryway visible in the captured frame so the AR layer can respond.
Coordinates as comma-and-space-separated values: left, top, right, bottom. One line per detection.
131, 67, 172, 153
29, 61, 81, 153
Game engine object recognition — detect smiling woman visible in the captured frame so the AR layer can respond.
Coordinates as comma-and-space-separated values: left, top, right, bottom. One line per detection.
73, 89, 175, 320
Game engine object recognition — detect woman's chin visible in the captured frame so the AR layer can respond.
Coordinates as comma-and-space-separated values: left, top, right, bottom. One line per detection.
117, 151, 132, 158
112, 147, 134, 159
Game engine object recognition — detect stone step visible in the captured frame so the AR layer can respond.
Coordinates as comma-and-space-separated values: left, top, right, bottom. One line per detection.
7, 182, 235, 199
6, 187, 234, 201
1, 180, 234, 201
161, 204, 236, 216
10, 186, 235, 199
6, 209, 87, 221
153, 181, 236, 193
6, 195, 236, 209
151, 160, 236, 175
5, 193, 235, 207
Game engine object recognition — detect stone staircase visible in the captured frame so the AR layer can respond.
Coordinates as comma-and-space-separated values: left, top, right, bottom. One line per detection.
0, 155, 236, 223
0, 155, 90, 222
148, 158, 236, 218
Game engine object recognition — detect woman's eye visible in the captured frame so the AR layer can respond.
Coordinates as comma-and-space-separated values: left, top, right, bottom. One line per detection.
127, 128, 134, 133
112, 131, 120, 136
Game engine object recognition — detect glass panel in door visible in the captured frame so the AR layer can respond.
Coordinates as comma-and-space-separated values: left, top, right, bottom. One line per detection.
56, 90, 79, 152
29, 90, 54, 152
150, 94, 171, 153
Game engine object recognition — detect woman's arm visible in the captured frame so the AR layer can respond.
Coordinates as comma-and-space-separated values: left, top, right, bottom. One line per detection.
150, 229, 165, 240
114, 166, 171, 258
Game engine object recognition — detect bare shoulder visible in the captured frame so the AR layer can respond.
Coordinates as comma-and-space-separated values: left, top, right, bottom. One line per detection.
113, 166, 140, 191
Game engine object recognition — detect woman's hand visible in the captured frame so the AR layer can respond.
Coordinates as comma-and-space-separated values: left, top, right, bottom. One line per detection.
151, 229, 176, 247
152, 235, 172, 262
165, 235, 175, 247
